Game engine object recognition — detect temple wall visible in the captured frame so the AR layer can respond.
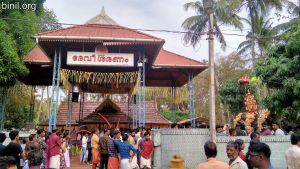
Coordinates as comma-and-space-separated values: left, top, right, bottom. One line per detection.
152, 129, 291, 169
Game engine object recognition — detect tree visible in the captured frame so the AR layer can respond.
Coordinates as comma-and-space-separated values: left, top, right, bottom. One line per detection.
38, 8, 62, 33
145, 87, 189, 112
235, 0, 283, 68
182, 0, 243, 49
0, 0, 63, 128
215, 52, 251, 123
237, 14, 276, 58
0, 0, 45, 86
254, 19, 300, 126
0, 20, 28, 86
219, 79, 256, 117
274, 0, 300, 35
215, 52, 251, 84
5, 83, 32, 129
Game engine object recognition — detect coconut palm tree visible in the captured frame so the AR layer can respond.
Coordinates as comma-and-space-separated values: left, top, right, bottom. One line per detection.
182, 0, 243, 49
237, 15, 276, 58
236, 0, 283, 68
274, 0, 300, 35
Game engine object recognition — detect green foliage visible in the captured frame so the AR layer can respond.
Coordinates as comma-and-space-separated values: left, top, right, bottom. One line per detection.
0, 0, 46, 86
5, 83, 32, 129
219, 78, 256, 116
146, 87, 189, 112
160, 111, 190, 122
38, 8, 62, 32
182, 0, 243, 49
237, 14, 276, 57
0, 20, 28, 86
0, 0, 61, 128
273, 1, 300, 36
254, 19, 300, 126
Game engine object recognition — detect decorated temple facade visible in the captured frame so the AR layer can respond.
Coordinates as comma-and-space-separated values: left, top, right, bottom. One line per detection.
22, 7, 207, 130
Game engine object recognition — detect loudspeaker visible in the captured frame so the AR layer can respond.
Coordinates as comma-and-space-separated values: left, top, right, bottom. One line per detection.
72, 92, 79, 102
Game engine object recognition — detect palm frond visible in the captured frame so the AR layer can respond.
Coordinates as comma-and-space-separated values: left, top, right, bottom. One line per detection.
237, 40, 252, 50
183, 1, 204, 14
273, 18, 297, 34
182, 15, 209, 47
214, 24, 226, 49
215, 0, 243, 30
287, 1, 300, 16
237, 43, 252, 56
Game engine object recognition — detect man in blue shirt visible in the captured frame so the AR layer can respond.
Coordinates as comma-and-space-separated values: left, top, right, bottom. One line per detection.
113, 134, 137, 169
248, 142, 274, 169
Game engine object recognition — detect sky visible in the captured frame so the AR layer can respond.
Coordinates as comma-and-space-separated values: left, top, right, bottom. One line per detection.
44, 0, 249, 62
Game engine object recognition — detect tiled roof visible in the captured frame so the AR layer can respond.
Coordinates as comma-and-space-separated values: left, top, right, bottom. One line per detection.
23, 46, 51, 64
53, 101, 170, 125
154, 49, 207, 68
34, 24, 163, 42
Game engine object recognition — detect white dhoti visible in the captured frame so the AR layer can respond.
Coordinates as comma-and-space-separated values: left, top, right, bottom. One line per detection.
49, 155, 60, 169
140, 156, 151, 168
64, 149, 70, 167
120, 159, 131, 169
130, 156, 139, 169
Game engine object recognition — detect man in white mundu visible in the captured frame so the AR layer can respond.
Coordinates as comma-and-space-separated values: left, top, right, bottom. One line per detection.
138, 132, 154, 169
113, 134, 137, 169
48, 129, 61, 168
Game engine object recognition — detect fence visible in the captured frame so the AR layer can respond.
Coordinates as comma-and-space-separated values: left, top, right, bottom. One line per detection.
152, 129, 291, 169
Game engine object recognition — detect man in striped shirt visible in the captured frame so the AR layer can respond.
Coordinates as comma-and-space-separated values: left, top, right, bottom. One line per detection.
107, 130, 120, 169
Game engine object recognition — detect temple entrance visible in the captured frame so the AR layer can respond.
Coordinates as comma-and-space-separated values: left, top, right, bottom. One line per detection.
21, 8, 207, 130
80, 98, 131, 130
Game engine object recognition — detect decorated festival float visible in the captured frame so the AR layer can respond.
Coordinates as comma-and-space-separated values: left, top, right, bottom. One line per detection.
233, 75, 271, 131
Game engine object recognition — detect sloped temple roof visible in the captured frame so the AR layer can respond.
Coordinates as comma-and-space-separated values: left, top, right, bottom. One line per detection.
39, 100, 171, 126
22, 8, 207, 89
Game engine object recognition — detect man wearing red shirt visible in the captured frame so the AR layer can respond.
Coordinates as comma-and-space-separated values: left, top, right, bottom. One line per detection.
138, 132, 154, 169
48, 129, 61, 169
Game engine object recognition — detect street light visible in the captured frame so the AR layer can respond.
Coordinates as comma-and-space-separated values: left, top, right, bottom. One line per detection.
203, 0, 216, 142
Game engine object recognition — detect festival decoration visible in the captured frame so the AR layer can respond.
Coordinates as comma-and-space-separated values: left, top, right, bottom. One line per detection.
257, 109, 271, 129
244, 90, 258, 126
60, 69, 139, 94
233, 113, 243, 128
233, 75, 271, 129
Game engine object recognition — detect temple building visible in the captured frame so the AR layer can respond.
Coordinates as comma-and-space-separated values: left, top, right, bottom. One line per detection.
22, 7, 207, 130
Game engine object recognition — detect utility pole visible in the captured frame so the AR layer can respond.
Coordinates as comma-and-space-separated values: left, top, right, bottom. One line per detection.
203, 0, 216, 142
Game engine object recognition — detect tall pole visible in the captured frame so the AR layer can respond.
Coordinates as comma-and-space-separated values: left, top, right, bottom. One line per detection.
206, 2, 216, 142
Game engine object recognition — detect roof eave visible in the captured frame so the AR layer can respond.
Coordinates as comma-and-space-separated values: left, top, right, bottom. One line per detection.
150, 41, 165, 65
34, 35, 165, 43
24, 61, 52, 65
152, 64, 208, 69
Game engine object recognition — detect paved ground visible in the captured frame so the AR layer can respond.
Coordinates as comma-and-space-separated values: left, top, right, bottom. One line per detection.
68, 155, 92, 169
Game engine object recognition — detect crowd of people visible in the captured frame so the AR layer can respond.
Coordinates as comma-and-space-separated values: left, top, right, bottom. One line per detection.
196, 131, 300, 169
0, 123, 299, 169
85, 127, 154, 169
0, 128, 70, 169
216, 121, 290, 137
0, 127, 155, 169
